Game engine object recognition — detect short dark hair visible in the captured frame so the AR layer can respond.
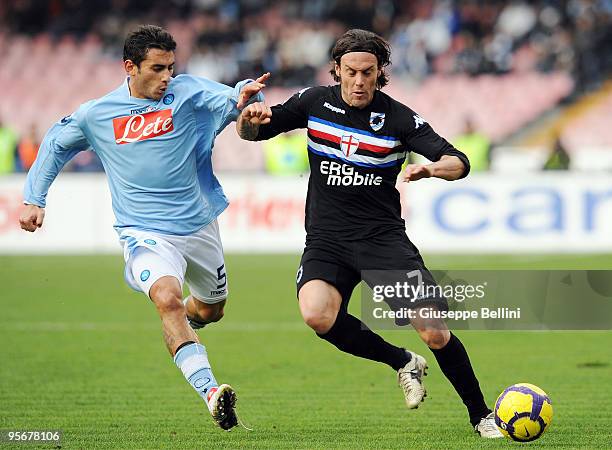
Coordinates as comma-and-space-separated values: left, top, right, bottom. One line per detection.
330, 29, 391, 88
123, 25, 176, 67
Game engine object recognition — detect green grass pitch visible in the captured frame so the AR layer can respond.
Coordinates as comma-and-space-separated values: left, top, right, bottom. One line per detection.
1, 254, 611, 448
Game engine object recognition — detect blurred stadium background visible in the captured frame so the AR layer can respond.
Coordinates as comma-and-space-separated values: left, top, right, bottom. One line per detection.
1, 1, 611, 448
0, 0, 611, 253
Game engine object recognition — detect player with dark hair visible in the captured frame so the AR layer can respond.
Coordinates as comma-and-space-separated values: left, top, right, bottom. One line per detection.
236, 28, 503, 438
19, 24, 269, 431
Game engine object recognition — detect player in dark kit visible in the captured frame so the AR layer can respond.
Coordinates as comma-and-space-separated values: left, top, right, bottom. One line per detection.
236, 29, 503, 438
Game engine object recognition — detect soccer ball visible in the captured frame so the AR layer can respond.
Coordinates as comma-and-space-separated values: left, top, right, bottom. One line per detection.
494, 383, 553, 442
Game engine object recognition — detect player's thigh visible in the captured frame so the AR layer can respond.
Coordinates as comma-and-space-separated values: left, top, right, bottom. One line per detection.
183, 219, 228, 305
296, 252, 360, 322
128, 246, 186, 300
298, 279, 343, 320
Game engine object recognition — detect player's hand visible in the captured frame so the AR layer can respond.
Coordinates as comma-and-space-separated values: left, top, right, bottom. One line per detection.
240, 102, 272, 125
237, 72, 271, 109
402, 164, 434, 182
19, 204, 45, 232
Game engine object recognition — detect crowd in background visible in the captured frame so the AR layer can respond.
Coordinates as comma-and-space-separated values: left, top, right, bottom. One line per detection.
0, 0, 610, 173
3, 0, 611, 89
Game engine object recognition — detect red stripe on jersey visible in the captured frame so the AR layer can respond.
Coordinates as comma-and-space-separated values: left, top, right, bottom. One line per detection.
308, 127, 395, 154
357, 141, 395, 154
308, 128, 340, 144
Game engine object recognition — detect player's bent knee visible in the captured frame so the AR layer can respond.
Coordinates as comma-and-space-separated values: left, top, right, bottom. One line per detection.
154, 294, 184, 316
298, 279, 342, 334
198, 306, 224, 323
299, 298, 337, 333
418, 328, 451, 349
301, 310, 335, 334
150, 280, 184, 316
209, 308, 224, 322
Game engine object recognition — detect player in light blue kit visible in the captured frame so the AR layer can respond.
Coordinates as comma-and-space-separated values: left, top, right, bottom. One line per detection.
18, 25, 269, 431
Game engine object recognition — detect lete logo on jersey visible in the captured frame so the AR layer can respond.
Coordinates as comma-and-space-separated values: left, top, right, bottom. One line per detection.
113, 109, 174, 144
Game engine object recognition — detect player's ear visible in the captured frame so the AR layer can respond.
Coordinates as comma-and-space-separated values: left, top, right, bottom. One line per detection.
334, 63, 341, 79
124, 59, 137, 76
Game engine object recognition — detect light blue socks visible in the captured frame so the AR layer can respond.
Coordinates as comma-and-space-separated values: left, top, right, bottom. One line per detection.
174, 342, 218, 400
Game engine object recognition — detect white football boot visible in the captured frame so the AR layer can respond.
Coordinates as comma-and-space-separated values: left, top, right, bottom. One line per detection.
397, 351, 428, 408
206, 384, 238, 431
474, 412, 504, 438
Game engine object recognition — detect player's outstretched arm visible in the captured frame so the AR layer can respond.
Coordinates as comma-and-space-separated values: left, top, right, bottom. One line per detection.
236, 102, 272, 141
22, 104, 91, 229
403, 155, 466, 182
19, 204, 45, 232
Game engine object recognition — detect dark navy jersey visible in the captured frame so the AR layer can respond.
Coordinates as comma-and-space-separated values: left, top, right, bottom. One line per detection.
255, 85, 470, 240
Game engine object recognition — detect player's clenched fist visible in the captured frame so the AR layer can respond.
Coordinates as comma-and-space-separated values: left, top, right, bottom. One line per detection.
241, 102, 272, 125
402, 164, 434, 182
19, 204, 45, 232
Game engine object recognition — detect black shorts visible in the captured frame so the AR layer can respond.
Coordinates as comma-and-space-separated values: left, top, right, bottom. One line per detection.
296, 231, 448, 315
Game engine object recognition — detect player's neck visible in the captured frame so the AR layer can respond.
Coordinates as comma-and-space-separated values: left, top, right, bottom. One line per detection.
127, 77, 148, 100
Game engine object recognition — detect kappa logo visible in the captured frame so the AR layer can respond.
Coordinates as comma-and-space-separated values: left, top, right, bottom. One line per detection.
113, 109, 174, 144
340, 134, 360, 157
369, 112, 385, 131
413, 114, 426, 129
324, 102, 346, 115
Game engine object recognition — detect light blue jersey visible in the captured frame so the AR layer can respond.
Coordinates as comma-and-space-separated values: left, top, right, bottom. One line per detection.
24, 75, 260, 235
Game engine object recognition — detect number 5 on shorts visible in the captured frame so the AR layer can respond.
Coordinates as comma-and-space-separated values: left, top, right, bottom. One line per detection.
216, 264, 227, 289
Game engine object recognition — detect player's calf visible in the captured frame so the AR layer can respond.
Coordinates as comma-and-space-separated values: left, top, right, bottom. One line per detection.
149, 276, 198, 354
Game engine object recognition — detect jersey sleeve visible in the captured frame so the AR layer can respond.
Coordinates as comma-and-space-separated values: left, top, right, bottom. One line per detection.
189, 76, 264, 136
402, 111, 470, 179
23, 104, 92, 207
255, 86, 324, 141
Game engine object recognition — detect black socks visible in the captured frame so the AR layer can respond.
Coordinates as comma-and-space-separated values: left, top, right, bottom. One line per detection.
430, 333, 491, 426
317, 311, 410, 371
317, 314, 490, 425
